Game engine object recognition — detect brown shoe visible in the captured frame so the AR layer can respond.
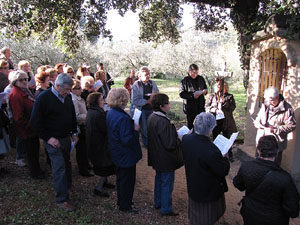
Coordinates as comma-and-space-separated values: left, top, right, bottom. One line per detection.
57, 202, 76, 211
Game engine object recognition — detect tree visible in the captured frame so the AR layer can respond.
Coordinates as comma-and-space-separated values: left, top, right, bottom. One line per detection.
1, 0, 298, 80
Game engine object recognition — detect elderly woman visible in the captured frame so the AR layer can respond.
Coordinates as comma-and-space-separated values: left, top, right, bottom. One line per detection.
106, 88, 142, 213
233, 135, 299, 225
147, 93, 183, 216
80, 75, 95, 102
9, 70, 44, 179
34, 71, 50, 98
182, 112, 230, 225
71, 79, 92, 177
86, 92, 116, 197
205, 81, 237, 161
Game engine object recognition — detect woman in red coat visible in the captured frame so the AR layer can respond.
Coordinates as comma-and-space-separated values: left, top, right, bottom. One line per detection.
9, 70, 44, 179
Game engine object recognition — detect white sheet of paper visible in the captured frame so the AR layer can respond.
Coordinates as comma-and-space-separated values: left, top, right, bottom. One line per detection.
216, 111, 225, 120
133, 108, 142, 125
213, 132, 239, 155
93, 80, 103, 90
194, 90, 203, 95
177, 126, 190, 136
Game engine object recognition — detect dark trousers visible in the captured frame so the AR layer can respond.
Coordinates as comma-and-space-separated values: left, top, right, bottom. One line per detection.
18, 137, 41, 177
75, 135, 89, 173
187, 113, 197, 130
116, 165, 136, 211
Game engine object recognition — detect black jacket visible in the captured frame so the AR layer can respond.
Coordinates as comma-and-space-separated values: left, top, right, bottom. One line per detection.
233, 158, 299, 225
147, 112, 183, 172
182, 134, 230, 203
86, 106, 114, 172
179, 75, 207, 115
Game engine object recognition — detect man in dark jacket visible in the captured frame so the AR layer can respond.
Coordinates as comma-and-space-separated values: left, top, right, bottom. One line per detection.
233, 135, 299, 225
30, 73, 77, 211
180, 64, 207, 129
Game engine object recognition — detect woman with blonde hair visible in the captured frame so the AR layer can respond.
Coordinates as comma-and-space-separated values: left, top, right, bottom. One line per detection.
80, 75, 95, 102
64, 65, 75, 78
18, 60, 35, 91
106, 88, 142, 213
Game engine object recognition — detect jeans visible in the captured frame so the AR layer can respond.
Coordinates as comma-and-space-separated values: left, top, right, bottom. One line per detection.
139, 109, 152, 146
154, 171, 175, 214
44, 137, 72, 203
116, 166, 136, 211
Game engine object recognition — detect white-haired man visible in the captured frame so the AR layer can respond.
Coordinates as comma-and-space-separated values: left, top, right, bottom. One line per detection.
254, 86, 296, 165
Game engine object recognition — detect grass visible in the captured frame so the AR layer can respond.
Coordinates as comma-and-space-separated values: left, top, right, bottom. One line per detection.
114, 76, 247, 141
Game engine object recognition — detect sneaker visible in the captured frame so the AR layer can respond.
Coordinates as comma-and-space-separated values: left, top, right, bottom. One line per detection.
57, 202, 76, 211
15, 159, 26, 167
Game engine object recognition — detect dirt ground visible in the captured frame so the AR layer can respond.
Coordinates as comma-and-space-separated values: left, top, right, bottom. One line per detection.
1, 144, 300, 225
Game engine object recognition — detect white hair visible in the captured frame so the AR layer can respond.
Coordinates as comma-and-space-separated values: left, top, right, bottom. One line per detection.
194, 112, 216, 136
264, 86, 279, 99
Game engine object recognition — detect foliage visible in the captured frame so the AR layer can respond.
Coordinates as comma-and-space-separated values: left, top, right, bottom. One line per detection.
1, 0, 299, 82
0, 28, 243, 86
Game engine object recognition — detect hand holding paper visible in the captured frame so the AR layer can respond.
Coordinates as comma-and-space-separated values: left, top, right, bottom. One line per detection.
177, 126, 190, 136
133, 108, 142, 125
213, 132, 239, 156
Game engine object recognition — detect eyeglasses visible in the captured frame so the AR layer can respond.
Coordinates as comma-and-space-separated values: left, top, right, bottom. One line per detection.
0, 67, 8, 69
67, 71, 74, 74
18, 78, 28, 82
73, 87, 81, 90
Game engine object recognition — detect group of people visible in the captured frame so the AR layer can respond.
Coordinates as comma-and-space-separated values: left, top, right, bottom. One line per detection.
0, 45, 299, 224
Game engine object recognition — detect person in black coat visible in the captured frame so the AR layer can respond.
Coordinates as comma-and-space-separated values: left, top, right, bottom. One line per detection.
147, 93, 183, 216
86, 92, 116, 197
233, 135, 299, 225
182, 112, 230, 225
179, 64, 208, 129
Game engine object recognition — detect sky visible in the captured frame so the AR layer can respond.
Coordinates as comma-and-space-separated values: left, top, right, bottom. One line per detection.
106, 4, 195, 41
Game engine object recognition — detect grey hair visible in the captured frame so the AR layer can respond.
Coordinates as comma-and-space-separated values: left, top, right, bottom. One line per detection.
9, 70, 27, 86
194, 112, 216, 136
264, 86, 279, 99
55, 73, 74, 87
139, 66, 150, 73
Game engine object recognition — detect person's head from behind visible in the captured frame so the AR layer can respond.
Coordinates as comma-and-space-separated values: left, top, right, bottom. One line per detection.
97, 62, 104, 71
257, 135, 278, 159
139, 66, 150, 83
106, 88, 129, 109
87, 92, 104, 109
81, 75, 94, 91
150, 93, 170, 113
188, 64, 199, 79
54, 73, 74, 99
0, 60, 9, 76
18, 60, 31, 73
194, 112, 216, 136
264, 86, 279, 107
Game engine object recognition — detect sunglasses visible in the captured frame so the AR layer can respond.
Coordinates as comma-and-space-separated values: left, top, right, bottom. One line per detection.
18, 78, 28, 82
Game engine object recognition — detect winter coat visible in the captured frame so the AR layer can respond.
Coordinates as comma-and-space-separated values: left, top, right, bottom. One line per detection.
182, 134, 230, 203
255, 95, 296, 151
179, 75, 207, 115
233, 158, 299, 225
86, 106, 115, 175
9, 86, 37, 139
147, 111, 183, 172
106, 107, 142, 168
205, 92, 237, 135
